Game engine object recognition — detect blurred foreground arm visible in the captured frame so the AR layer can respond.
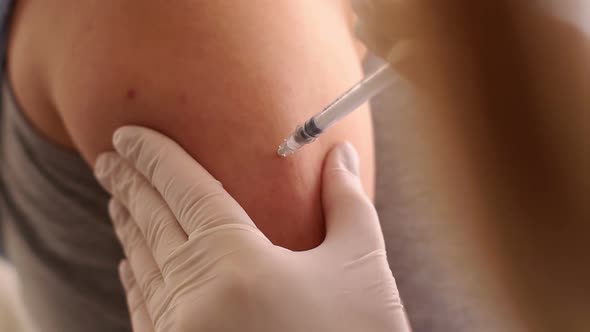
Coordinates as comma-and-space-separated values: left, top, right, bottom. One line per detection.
354, 1, 590, 331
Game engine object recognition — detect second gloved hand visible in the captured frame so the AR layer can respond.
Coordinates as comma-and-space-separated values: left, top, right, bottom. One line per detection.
352, 0, 416, 65
94, 126, 410, 332
352, 0, 431, 85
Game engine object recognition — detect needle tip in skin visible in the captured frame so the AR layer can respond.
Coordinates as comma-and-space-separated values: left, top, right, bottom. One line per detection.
277, 141, 294, 157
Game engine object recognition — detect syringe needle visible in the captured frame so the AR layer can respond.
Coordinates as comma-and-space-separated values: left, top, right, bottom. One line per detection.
277, 64, 396, 157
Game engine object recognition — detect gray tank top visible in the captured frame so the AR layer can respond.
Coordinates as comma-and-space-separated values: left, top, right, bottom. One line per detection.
0, 0, 12, 254
0, 81, 131, 331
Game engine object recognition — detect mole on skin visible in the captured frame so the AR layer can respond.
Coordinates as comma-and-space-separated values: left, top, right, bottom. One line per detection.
126, 89, 136, 100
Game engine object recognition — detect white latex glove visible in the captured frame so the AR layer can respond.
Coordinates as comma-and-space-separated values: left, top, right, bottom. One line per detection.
352, 0, 415, 66
352, 0, 432, 87
94, 126, 410, 332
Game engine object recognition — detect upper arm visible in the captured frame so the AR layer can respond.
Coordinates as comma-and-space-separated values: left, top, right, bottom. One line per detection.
10, 0, 374, 250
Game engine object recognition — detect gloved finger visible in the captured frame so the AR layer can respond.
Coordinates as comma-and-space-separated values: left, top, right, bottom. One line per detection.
319, 143, 386, 255
352, 0, 409, 56
119, 260, 156, 332
95, 153, 187, 268
111, 126, 257, 235
109, 200, 165, 309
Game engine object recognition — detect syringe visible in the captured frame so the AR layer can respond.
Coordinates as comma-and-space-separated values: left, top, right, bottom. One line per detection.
277, 64, 397, 157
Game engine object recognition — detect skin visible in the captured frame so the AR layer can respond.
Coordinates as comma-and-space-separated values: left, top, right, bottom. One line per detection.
7, 0, 374, 250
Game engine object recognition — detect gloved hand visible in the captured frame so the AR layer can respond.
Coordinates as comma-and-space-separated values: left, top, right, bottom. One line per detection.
94, 126, 411, 332
352, 0, 433, 86
352, 0, 416, 67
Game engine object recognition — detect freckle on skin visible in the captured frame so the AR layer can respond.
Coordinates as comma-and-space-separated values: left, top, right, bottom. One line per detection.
126, 89, 136, 100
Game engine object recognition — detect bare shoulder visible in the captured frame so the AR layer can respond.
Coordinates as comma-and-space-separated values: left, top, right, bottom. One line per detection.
8, 0, 374, 249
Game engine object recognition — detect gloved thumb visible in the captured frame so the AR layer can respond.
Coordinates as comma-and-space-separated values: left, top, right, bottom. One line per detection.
321, 143, 385, 255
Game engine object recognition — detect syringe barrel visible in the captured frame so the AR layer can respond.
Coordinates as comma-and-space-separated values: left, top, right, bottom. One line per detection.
312, 64, 396, 130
